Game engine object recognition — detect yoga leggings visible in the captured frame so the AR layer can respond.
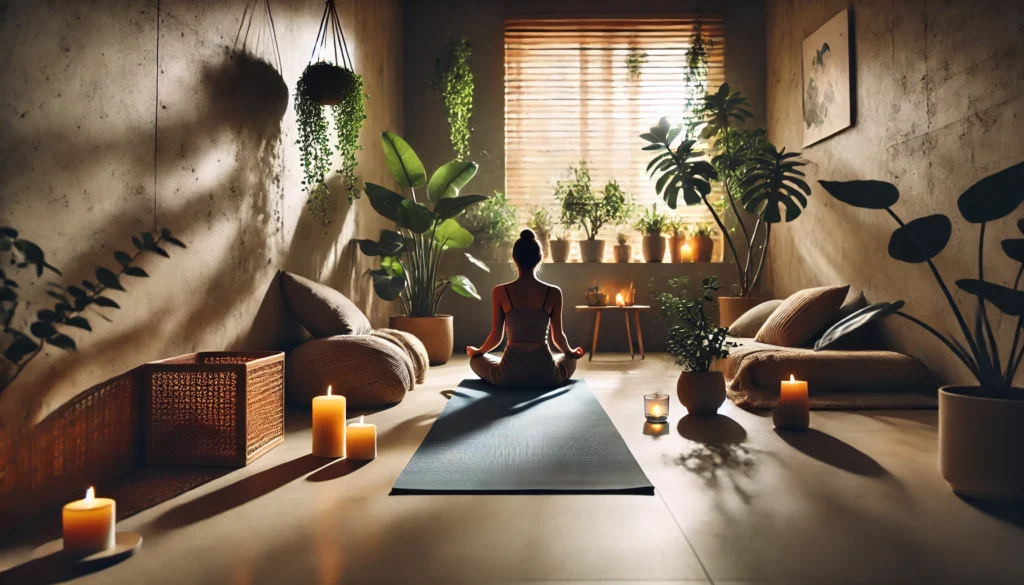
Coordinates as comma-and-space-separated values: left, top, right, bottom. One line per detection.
470, 346, 577, 388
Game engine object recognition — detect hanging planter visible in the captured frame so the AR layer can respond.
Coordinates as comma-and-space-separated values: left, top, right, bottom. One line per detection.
295, 0, 367, 224
429, 38, 474, 161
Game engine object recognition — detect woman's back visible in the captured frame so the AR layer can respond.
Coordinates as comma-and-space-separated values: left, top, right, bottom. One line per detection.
501, 282, 552, 345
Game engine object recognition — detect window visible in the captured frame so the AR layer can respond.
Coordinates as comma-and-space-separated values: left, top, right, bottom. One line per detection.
504, 17, 725, 224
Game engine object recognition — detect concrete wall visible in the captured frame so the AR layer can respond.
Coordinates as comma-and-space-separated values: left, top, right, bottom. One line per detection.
0, 0, 404, 431
764, 0, 1024, 385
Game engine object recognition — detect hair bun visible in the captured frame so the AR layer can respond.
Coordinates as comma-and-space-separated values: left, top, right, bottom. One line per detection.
519, 229, 536, 241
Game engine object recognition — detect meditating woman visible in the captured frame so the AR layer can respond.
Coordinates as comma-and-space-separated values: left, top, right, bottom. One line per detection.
467, 229, 584, 387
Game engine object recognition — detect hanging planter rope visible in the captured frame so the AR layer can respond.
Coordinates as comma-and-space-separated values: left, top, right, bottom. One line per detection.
296, 0, 367, 223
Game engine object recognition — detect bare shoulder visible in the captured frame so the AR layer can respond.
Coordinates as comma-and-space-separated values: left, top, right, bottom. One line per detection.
545, 284, 564, 300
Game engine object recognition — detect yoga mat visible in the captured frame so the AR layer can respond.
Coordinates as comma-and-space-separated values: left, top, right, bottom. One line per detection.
391, 379, 654, 495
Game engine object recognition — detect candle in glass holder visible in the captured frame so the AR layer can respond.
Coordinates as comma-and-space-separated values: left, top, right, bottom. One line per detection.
774, 375, 810, 430
347, 415, 377, 460
312, 385, 346, 458
63, 487, 115, 555
615, 293, 625, 307
644, 393, 669, 422
680, 242, 694, 263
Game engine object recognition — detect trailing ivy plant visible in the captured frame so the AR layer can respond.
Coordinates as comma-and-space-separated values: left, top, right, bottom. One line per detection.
430, 38, 474, 160
682, 23, 713, 136
1, 226, 184, 394
626, 49, 648, 81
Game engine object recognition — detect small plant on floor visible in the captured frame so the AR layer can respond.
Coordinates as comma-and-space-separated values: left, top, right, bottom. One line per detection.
652, 276, 734, 372
634, 205, 668, 236
0, 227, 185, 394
626, 48, 648, 81
356, 132, 490, 317
430, 38, 474, 160
554, 162, 633, 241
458, 191, 517, 260
817, 162, 1024, 392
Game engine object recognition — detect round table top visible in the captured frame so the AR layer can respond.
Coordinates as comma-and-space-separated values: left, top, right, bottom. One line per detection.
574, 305, 651, 311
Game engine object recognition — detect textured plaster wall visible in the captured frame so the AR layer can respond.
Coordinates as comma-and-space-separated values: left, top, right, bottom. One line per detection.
0, 0, 403, 431
764, 0, 1024, 385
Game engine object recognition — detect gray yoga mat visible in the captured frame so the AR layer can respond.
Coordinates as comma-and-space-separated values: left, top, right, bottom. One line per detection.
391, 379, 654, 495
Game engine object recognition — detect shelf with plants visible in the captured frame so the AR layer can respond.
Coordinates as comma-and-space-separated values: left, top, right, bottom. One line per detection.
553, 161, 634, 263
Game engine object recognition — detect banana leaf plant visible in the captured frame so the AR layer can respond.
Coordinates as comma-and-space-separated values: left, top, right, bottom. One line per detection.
816, 161, 1024, 392
356, 131, 489, 317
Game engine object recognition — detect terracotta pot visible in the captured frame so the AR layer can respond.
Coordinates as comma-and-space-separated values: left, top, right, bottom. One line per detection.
718, 296, 772, 328
389, 315, 454, 365
549, 240, 571, 263
690, 235, 714, 263
578, 239, 606, 263
669, 235, 686, 263
677, 370, 726, 415
940, 386, 1024, 501
642, 234, 666, 263
613, 244, 631, 263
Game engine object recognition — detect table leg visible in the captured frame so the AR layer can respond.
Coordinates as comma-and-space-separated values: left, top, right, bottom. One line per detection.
624, 311, 635, 360
590, 310, 601, 362
634, 311, 645, 359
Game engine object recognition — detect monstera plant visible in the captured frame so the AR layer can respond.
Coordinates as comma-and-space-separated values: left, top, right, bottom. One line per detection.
816, 161, 1024, 500
356, 132, 489, 364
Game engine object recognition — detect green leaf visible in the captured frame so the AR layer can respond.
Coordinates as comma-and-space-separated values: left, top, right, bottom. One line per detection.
433, 219, 474, 249
639, 132, 660, 144
356, 239, 383, 256
48, 333, 77, 351
369, 269, 406, 301
447, 275, 480, 300
434, 194, 488, 220
380, 256, 404, 277
956, 279, 1024, 316
364, 183, 406, 224
427, 160, 478, 201
95, 267, 125, 291
93, 296, 120, 309
465, 252, 490, 272
1003, 239, 1024, 263
397, 199, 436, 233
125, 266, 149, 277
956, 161, 1024, 223
114, 251, 133, 266
30, 321, 57, 339
380, 131, 426, 188
65, 316, 92, 331
887, 214, 951, 263
819, 180, 899, 209
4, 336, 38, 363
814, 301, 904, 350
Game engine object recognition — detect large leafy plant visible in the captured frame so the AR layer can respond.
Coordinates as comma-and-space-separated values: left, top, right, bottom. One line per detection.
817, 162, 1024, 392
430, 38, 474, 160
555, 162, 633, 240
1, 226, 184, 394
652, 276, 734, 372
357, 132, 489, 317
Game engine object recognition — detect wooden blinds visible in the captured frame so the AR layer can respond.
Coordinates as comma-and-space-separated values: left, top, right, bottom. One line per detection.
504, 17, 725, 220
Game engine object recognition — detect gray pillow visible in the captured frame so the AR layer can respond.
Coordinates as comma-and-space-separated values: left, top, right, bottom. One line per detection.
813, 289, 869, 349
727, 300, 783, 338
279, 271, 373, 338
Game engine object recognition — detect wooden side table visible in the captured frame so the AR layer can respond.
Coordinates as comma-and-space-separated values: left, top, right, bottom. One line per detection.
574, 305, 651, 361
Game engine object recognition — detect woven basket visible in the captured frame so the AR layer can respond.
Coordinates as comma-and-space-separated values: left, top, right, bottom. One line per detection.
142, 352, 285, 467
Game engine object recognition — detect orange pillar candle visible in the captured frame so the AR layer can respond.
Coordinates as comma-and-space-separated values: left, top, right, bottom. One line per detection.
312, 385, 346, 458
680, 242, 694, 263
774, 375, 810, 430
63, 487, 115, 555
347, 415, 377, 460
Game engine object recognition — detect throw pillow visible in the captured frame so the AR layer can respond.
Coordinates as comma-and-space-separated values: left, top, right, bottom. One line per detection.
727, 300, 783, 338
755, 285, 850, 347
279, 271, 373, 338
813, 289, 869, 350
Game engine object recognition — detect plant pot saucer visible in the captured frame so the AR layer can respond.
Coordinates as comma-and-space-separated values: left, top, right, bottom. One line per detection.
34, 532, 143, 567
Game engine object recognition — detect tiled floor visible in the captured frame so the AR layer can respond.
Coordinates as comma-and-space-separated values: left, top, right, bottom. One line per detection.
2, 354, 1023, 584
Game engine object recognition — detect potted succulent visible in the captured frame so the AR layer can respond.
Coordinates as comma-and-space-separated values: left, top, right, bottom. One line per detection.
634, 205, 668, 263
459, 190, 517, 262
667, 217, 686, 263
356, 132, 489, 365
641, 84, 811, 325
816, 163, 1024, 500
613, 232, 632, 263
555, 162, 632, 263
526, 207, 553, 258
688, 223, 716, 263
652, 276, 734, 415
549, 229, 571, 263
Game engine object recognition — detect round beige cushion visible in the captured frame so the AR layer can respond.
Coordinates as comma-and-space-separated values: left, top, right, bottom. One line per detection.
371, 328, 428, 384
286, 335, 412, 408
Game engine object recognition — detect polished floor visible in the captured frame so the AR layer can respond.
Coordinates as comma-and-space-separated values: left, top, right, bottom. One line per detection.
2, 354, 1023, 585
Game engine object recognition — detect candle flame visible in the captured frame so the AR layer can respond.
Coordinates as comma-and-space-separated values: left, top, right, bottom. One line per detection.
327, 385, 332, 396
652, 404, 662, 416
359, 415, 365, 424
615, 293, 625, 307
681, 243, 692, 252
789, 374, 795, 382
85, 486, 95, 503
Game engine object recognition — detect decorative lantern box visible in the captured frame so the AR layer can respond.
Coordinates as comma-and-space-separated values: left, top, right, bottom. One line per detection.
142, 352, 285, 467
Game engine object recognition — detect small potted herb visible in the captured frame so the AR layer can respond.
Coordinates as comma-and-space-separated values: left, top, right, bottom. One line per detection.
549, 228, 571, 263
526, 207, 553, 258
667, 216, 686, 263
613, 232, 632, 263
688, 223, 716, 263
634, 204, 668, 263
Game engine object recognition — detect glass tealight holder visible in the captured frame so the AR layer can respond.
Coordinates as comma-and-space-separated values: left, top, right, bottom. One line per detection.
644, 393, 669, 423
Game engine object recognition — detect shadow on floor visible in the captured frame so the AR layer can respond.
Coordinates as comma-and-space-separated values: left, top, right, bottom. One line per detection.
149, 454, 326, 532
305, 459, 370, 482
677, 413, 747, 444
775, 428, 888, 476
0, 549, 130, 585
959, 495, 1024, 530
673, 414, 757, 503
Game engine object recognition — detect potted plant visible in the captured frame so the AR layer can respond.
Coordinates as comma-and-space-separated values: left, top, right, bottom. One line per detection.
549, 229, 572, 263
555, 162, 632, 263
429, 38, 474, 161
634, 205, 668, 263
667, 216, 686, 263
652, 276, 734, 415
356, 132, 489, 365
641, 84, 812, 325
816, 163, 1024, 500
526, 207, 553, 258
585, 286, 606, 307
613, 232, 632, 263
459, 190, 517, 262
688, 223, 716, 263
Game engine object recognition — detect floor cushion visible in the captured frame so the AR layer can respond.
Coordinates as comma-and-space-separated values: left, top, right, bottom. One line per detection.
279, 271, 373, 338
755, 285, 849, 347
286, 335, 412, 408
728, 300, 783, 337
372, 328, 428, 384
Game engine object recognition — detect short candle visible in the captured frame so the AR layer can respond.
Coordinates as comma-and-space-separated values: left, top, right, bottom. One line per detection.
644, 392, 670, 423
774, 374, 810, 430
312, 385, 346, 458
680, 242, 694, 263
347, 415, 377, 460
63, 487, 116, 555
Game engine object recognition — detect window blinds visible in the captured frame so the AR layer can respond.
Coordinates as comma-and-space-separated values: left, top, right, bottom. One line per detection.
504, 17, 726, 223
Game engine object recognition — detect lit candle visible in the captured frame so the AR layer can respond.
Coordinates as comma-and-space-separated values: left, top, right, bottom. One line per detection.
615, 292, 625, 307
312, 385, 346, 458
680, 242, 694, 263
644, 392, 669, 423
347, 415, 377, 460
63, 487, 115, 555
774, 375, 810, 430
